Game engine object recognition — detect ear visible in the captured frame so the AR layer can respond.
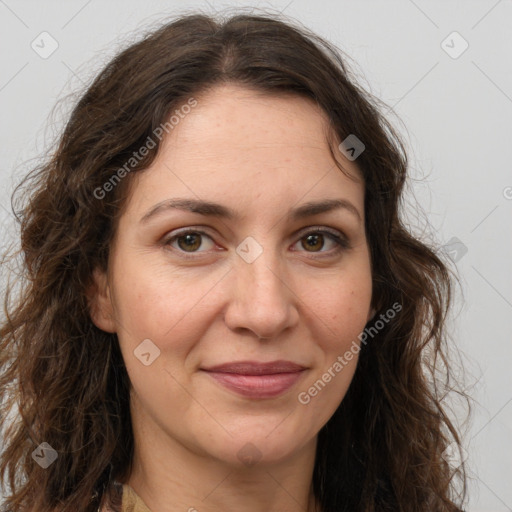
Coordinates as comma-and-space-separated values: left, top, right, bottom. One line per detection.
87, 267, 116, 333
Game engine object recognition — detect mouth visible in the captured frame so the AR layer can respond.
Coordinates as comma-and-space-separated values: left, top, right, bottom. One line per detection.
200, 360, 307, 399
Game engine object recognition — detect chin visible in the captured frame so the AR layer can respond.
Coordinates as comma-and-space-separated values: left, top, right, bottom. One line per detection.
204, 426, 313, 469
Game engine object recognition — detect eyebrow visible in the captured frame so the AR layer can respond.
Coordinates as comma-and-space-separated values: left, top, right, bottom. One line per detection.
139, 197, 361, 224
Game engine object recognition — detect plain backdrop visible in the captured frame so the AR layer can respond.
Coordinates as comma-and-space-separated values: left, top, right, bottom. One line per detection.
0, 1, 511, 511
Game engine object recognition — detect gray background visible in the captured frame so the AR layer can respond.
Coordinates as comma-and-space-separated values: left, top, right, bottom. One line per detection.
1, 1, 511, 510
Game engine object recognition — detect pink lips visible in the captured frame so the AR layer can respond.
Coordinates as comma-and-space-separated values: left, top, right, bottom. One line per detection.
201, 360, 307, 399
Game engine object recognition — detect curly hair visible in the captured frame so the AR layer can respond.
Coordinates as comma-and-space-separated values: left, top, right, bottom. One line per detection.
0, 11, 468, 512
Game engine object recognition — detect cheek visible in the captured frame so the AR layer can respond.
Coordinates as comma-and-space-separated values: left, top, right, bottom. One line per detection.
110, 263, 216, 411
306, 270, 372, 344
295, 276, 371, 422
110, 256, 223, 357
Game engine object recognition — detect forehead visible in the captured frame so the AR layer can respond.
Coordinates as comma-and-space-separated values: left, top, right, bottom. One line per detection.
170, 84, 344, 163
124, 84, 364, 219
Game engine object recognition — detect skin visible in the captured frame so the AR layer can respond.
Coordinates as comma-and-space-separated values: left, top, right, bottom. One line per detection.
90, 84, 374, 512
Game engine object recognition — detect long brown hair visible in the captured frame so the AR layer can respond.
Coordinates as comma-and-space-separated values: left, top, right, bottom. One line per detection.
0, 11, 468, 512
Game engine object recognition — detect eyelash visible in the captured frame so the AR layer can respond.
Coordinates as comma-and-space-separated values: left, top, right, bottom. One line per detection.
162, 227, 351, 260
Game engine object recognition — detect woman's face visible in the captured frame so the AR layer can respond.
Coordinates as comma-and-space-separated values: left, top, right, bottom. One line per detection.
91, 84, 373, 467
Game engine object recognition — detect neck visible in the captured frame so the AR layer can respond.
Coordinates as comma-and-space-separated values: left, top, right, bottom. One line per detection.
123, 403, 321, 512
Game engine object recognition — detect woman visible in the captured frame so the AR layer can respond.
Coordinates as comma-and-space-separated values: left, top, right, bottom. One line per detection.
0, 11, 467, 512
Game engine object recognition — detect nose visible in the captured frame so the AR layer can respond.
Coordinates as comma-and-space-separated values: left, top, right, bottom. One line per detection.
223, 242, 299, 340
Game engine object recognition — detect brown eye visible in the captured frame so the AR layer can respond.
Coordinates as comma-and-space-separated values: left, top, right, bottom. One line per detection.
293, 228, 350, 255
165, 230, 215, 254
177, 233, 202, 252
301, 233, 325, 252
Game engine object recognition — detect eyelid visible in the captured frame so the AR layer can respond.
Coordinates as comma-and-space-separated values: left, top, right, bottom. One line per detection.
295, 225, 349, 244
292, 226, 351, 255
161, 226, 219, 257
162, 225, 351, 259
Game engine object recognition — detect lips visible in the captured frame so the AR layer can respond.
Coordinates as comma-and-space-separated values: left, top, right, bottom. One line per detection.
202, 360, 306, 375
201, 360, 307, 398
